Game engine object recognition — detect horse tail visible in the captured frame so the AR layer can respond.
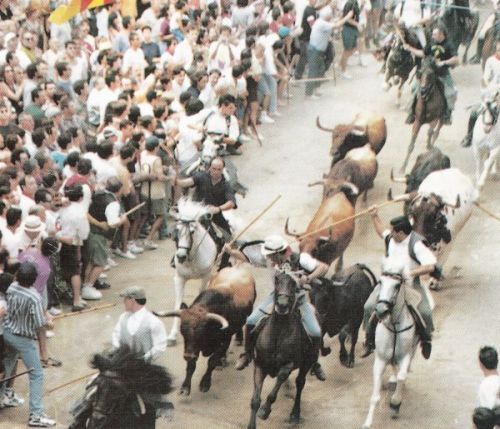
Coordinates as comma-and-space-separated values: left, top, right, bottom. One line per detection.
356, 263, 378, 288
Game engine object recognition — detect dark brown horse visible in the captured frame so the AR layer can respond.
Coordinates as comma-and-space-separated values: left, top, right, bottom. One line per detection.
401, 57, 446, 173
247, 271, 317, 429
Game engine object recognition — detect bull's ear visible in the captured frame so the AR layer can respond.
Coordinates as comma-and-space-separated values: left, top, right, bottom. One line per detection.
180, 302, 188, 310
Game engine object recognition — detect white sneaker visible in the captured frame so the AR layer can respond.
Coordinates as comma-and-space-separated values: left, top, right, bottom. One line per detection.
47, 307, 62, 316
114, 248, 137, 260
103, 264, 111, 271
129, 243, 144, 254
107, 257, 118, 267
342, 72, 353, 80
259, 112, 275, 124
305, 94, 321, 100
3, 388, 24, 407
270, 111, 282, 117
46, 330, 55, 338
28, 413, 56, 427
81, 286, 102, 300
239, 133, 251, 142
99, 273, 108, 279
143, 240, 158, 250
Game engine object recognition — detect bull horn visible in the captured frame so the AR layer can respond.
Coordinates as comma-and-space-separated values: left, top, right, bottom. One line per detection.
316, 116, 334, 133
388, 189, 413, 202
445, 194, 461, 209
153, 310, 182, 317
390, 168, 407, 183
308, 180, 325, 187
136, 394, 146, 415
284, 218, 302, 238
205, 312, 229, 330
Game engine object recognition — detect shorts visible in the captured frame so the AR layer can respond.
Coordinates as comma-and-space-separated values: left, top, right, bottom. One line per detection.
247, 77, 258, 103
122, 192, 140, 221
141, 196, 167, 217
59, 244, 81, 281
83, 232, 109, 268
342, 25, 359, 50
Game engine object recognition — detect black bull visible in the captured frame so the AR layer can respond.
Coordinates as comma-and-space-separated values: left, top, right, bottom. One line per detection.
310, 263, 377, 369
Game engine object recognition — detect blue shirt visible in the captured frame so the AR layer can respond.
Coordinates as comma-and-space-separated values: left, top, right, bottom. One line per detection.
309, 19, 335, 52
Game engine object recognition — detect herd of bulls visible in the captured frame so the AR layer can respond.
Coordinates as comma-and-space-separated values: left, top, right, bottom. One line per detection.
152, 109, 488, 428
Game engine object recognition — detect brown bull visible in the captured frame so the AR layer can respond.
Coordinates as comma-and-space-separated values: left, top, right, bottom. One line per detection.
316, 111, 387, 167
155, 266, 256, 396
285, 182, 358, 271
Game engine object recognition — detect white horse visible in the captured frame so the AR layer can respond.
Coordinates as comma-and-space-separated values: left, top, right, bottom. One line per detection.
361, 269, 420, 429
167, 198, 218, 346
472, 98, 500, 197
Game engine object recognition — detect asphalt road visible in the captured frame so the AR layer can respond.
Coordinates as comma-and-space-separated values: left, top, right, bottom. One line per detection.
2, 44, 499, 429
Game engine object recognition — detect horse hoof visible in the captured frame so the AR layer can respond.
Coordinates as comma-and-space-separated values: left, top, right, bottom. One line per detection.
321, 346, 331, 357
167, 338, 177, 347
346, 359, 355, 369
257, 406, 271, 420
199, 380, 211, 393
289, 414, 301, 424
179, 386, 191, 396
387, 381, 397, 392
390, 401, 401, 418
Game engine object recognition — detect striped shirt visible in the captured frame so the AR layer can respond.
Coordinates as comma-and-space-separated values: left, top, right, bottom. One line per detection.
3, 282, 45, 339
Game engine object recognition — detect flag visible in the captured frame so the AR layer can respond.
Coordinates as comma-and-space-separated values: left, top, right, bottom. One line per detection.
49, 0, 112, 25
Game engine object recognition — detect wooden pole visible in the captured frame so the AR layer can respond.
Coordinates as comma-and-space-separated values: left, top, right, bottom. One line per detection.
53, 303, 116, 320
291, 197, 408, 243
290, 77, 336, 84
0, 368, 33, 384
46, 371, 98, 395
124, 202, 146, 217
474, 201, 500, 222
213, 195, 282, 267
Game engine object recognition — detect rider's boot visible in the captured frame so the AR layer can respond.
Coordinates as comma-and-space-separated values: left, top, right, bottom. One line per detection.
310, 337, 327, 381
469, 37, 485, 64
461, 109, 479, 147
361, 315, 377, 358
420, 331, 432, 360
235, 324, 255, 370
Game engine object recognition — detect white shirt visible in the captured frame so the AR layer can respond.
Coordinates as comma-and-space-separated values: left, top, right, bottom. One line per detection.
394, 0, 431, 28
2, 227, 21, 260
382, 230, 437, 275
122, 48, 147, 75
483, 55, 500, 93
478, 375, 500, 408
92, 157, 118, 185
98, 87, 119, 126
173, 40, 194, 69
205, 111, 240, 141
56, 202, 90, 245
111, 307, 167, 362
18, 194, 36, 220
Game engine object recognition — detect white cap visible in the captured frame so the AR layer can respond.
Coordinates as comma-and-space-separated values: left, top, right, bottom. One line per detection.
261, 235, 289, 256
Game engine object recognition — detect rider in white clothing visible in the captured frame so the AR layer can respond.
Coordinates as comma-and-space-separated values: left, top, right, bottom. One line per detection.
394, 0, 431, 48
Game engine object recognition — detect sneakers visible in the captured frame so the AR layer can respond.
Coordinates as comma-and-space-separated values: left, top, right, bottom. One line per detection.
259, 112, 275, 124
99, 272, 108, 279
270, 110, 282, 118
113, 248, 137, 260
45, 330, 55, 338
72, 301, 89, 312
305, 94, 321, 100
143, 240, 158, 250
47, 307, 62, 316
94, 279, 111, 290
239, 133, 251, 143
341, 72, 353, 80
107, 257, 119, 267
81, 285, 102, 300
29, 413, 56, 427
2, 388, 24, 407
129, 242, 144, 254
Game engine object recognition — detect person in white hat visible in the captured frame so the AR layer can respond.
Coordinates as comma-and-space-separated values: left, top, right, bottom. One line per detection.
232, 234, 329, 380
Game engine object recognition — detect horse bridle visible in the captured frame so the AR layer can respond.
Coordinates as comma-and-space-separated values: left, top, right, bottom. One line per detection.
176, 219, 209, 260
376, 272, 405, 310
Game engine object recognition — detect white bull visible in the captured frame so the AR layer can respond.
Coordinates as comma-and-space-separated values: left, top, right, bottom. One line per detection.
407, 168, 476, 288
472, 100, 500, 197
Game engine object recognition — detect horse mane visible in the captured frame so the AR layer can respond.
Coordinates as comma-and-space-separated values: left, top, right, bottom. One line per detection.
381, 260, 406, 280
91, 346, 174, 395
177, 197, 209, 222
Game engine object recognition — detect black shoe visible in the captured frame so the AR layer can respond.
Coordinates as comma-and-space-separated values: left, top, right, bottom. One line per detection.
405, 113, 415, 124
421, 340, 432, 359
235, 353, 251, 370
94, 279, 111, 290
461, 134, 472, 148
311, 362, 327, 381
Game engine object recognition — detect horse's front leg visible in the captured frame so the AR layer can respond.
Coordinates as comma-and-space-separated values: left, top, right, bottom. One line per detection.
429, 120, 443, 148
401, 123, 420, 173
390, 350, 413, 418
289, 365, 308, 424
200, 335, 232, 392
258, 363, 293, 421
248, 366, 266, 429
167, 274, 185, 346
179, 356, 197, 396
477, 147, 500, 190
361, 355, 386, 429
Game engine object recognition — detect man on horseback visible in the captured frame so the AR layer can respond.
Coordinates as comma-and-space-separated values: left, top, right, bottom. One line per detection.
404, 25, 459, 125
232, 235, 329, 380
462, 39, 500, 147
174, 156, 236, 268
362, 211, 438, 359
394, 0, 432, 49
470, 0, 500, 64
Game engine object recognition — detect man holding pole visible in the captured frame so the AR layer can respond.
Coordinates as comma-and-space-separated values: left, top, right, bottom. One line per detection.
361, 207, 439, 359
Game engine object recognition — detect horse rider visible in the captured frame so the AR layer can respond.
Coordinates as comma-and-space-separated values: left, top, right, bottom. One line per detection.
225, 235, 329, 381
174, 156, 236, 268
204, 93, 243, 156
393, 0, 432, 49
111, 286, 168, 428
403, 25, 459, 125
470, 0, 500, 64
462, 39, 500, 147
362, 210, 439, 360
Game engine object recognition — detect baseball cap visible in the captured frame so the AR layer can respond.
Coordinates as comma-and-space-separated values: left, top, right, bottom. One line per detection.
119, 286, 146, 300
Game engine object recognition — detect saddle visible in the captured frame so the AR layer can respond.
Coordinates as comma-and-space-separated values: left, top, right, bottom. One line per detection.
404, 287, 427, 333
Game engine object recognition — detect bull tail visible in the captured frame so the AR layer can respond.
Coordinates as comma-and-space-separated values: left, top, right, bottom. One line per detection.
356, 263, 378, 288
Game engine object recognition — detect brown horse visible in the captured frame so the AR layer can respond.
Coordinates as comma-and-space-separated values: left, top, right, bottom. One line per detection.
401, 57, 446, 173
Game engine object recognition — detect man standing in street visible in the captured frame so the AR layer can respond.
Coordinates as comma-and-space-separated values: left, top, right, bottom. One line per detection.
1, 262, 56, 427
